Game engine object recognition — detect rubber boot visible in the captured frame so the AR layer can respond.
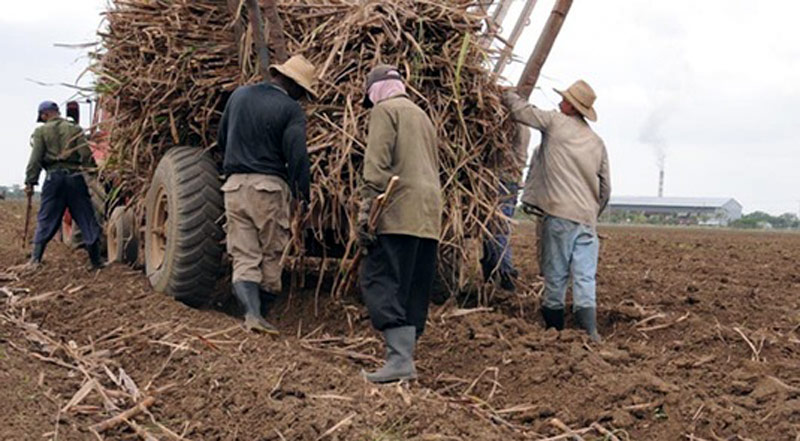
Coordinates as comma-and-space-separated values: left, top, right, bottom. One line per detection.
87, 240, 105, 270
233, 281, 279, 335
30, 242, 46, 264
541, 306, 565, 330
258, 288, 278, 318
574, 307, 601, 342
499, 271, 516, 291
23, 242, 47, 271
364, 326, 417, 384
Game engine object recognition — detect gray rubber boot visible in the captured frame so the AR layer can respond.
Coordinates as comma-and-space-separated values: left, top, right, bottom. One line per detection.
365, 326, 417, 384
233, 281, 278, 335
541, 306, 565, 330
574, 307, 601, 342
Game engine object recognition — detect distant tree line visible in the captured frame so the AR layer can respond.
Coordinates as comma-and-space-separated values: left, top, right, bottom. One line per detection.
730, 211, 800, 230
0, 185, 27, 200
598, 211, 715, 226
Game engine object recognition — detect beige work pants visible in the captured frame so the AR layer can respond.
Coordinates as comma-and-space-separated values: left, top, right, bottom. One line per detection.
222, 174, 291, 293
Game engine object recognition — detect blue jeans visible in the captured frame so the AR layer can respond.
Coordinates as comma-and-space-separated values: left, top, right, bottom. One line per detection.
483, 183, 518, 276
33, 170, 100, 247
540, 215, 598, 310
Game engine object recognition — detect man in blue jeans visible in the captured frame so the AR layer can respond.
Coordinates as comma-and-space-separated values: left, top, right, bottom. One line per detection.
482, 114, 531, 291
482, 181, 520, 290
503, 80, 610, 342
24, 101, 103, 270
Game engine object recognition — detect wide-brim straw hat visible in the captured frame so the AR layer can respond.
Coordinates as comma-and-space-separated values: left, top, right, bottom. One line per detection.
269, 55, 318, 98
554, 79, 597, 122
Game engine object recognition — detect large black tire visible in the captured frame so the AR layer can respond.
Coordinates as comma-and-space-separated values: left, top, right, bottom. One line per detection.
107, 206, 138, 265
144, 146, 224, 307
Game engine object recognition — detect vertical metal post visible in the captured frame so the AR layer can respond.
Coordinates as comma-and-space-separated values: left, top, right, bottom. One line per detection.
493, 0, 538, 75
480, 0, 513, 47
491, 0, 514, 26
516, 0, 573, 99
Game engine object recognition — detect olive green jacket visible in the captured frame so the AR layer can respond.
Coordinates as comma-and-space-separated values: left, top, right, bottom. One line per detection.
361, 94, 442, 240
25, 117, 93, 185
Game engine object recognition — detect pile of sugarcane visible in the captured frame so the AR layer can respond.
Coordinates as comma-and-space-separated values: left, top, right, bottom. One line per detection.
94, 0, 519, 293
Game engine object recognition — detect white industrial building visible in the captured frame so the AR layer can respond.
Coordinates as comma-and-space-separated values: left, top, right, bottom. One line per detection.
607, 196, 743, 226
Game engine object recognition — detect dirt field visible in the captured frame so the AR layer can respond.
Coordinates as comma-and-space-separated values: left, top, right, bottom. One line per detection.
1, 199, 798, 441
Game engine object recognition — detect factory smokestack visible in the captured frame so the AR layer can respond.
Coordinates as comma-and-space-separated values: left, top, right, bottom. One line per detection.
658, 169, 664, 198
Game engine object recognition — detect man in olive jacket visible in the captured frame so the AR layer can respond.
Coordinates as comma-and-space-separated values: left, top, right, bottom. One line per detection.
25, 101, 102, 269
358, 65, 442, 383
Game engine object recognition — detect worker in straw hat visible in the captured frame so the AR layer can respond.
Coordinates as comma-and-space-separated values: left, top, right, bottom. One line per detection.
218, 54, 317, 333
358, 64, 442, 383
503, 80, 611, 342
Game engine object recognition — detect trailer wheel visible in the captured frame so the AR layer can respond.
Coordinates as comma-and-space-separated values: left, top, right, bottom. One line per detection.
144, 147, 224, 307
107, 206, 138, 264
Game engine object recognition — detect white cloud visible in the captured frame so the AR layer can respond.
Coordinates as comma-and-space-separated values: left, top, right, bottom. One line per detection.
0, 1, 105, 25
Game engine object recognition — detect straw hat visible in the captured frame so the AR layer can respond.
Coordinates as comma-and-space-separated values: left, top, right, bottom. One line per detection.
554, 79, 597, 122
269, 55, 318, 98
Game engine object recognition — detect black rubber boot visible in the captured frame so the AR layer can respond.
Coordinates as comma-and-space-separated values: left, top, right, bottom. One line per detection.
233, 281, 278, 334
499, 271, 516, 291
30, 242, 46, 264
87, 240, 105, 269
574, 307, 601, 342
258, 288, 278, 318
541, 306, 565, 330
364, 326, 417, 384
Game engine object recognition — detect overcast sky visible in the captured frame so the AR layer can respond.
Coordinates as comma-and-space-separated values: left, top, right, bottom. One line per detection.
1, 1, 798, 215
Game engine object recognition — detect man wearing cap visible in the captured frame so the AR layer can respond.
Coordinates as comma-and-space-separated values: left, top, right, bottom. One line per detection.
358, 65, 442, 383
218, 55, 317, 333
503, 80, 611, 342
24, 101, 103, 270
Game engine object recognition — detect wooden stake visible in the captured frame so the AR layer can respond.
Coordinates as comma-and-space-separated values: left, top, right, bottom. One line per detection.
246, 0, 271, 81
261, 0, 287, 63
517, 0, 573, 99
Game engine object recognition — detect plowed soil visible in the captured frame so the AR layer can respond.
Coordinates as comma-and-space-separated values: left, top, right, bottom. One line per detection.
1, 200, 798, 440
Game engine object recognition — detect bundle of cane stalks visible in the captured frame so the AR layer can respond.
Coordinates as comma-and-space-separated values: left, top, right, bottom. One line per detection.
94, 0, 520, 293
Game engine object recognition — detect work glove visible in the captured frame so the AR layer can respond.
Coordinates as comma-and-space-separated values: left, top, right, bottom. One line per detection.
357, 198, 375, 250
501, 88, 522, 108
24, 185, 34, 198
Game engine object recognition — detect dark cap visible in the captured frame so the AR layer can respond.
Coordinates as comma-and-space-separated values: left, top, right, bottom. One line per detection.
363, 64, 402, 108
36, 101, 59, 123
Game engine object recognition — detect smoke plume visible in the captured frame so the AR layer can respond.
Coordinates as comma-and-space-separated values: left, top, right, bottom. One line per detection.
639, 106, 670, 172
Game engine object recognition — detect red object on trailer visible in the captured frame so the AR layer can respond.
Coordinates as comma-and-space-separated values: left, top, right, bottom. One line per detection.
66, 100, 80, 124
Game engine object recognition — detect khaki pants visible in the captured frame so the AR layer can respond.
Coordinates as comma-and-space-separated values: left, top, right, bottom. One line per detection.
222, 174, 291, 293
